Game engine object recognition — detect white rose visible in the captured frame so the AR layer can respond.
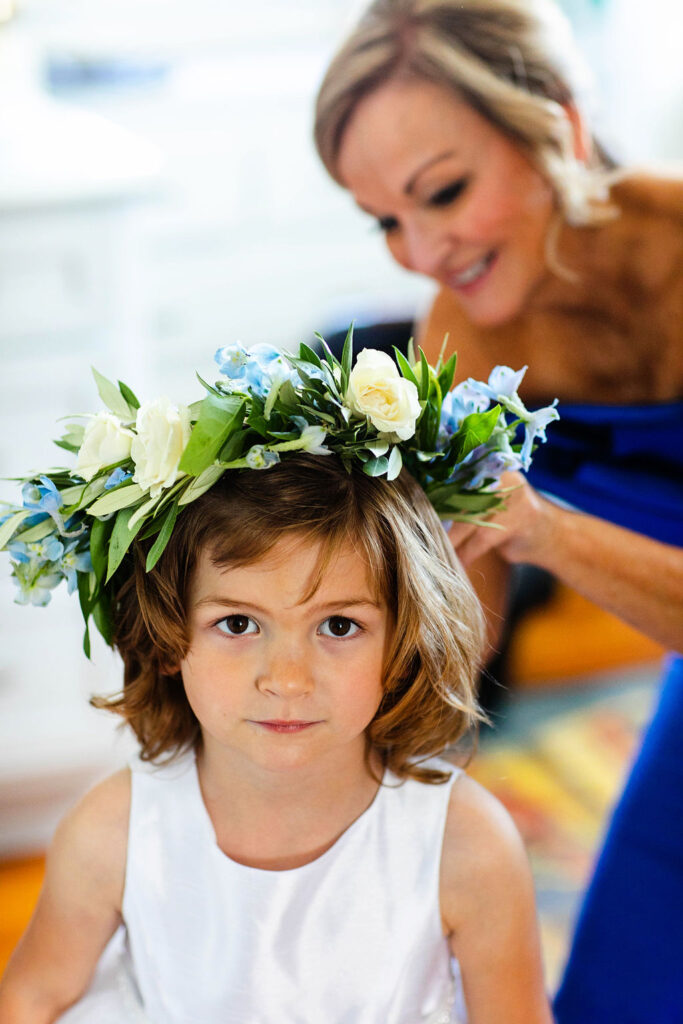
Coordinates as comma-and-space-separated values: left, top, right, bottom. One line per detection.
131, 397, 192, 498
346, 349, 421, 440
76, 412, 134, 482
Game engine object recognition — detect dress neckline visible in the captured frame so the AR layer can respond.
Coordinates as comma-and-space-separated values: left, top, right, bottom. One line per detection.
186, 751, 390, 876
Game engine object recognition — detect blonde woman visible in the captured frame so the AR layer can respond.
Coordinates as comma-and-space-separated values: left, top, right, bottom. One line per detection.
315, 2, 683, 1021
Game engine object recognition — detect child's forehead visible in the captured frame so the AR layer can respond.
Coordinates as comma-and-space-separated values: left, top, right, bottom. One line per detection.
190, 533, 381, 608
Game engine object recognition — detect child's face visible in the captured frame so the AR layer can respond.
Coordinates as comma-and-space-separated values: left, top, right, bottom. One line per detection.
181, 534, 391, 776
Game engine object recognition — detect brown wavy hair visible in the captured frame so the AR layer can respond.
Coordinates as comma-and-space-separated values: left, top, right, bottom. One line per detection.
94, 455, 485, 783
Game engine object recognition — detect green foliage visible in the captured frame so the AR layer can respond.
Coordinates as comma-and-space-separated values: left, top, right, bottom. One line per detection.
179, 395, 244, 476
0, 327, 558, 655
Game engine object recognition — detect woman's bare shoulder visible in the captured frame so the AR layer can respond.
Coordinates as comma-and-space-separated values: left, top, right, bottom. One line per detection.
610, 170, 683, 219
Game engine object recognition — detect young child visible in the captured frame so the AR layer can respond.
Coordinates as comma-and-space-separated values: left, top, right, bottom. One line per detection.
0, 341, 556, 1024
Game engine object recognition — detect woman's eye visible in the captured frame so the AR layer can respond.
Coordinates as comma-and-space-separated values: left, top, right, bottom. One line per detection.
319, 616, 360, 639
216, 615, 259, 636
428, 178, 468, 207
375, 215, 399, 234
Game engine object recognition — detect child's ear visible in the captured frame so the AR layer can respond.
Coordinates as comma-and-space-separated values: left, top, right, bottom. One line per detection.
563, 102, 591, 163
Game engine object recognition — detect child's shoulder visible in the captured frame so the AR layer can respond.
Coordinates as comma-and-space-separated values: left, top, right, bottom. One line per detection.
440, 773, 533, 934
47, 767, 131, 914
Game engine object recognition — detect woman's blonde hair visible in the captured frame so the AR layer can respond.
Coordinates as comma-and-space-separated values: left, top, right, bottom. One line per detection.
94, 455, 486, 784
315, 0, 617, 229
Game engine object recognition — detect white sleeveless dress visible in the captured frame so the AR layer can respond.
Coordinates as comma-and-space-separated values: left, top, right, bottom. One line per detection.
57, 751, 468, 1024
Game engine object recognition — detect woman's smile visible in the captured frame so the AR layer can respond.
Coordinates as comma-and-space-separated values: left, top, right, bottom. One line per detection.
337, 78, 556, 327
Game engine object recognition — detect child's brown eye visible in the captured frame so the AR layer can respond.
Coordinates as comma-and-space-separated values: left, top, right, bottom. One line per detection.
217, 615, 258, 636
319, 616, 359, 638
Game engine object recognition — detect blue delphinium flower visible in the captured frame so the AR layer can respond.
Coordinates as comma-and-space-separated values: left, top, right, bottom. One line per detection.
245, 445, 281, 470
245, 344, 299, 396
21, 476, 70, 534
11, 559, 63, 606
215, 343, 249, 380
464, 446, 524, 491
438, 381, 490, 446
8, 536, 65, 565
104, 467, 132, 490
60, 540, 93, 594
215, 343, 301, 398
520, 402, 560, 469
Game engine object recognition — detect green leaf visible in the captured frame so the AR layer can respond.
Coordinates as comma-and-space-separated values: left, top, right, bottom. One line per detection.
340, 323, 354, 392
418, 347, 430, 402
264, 377, 283, 420
393, 347, 419, 387
365, 440, 389, 457
106, 506, 146, 581
53, 439, 80, 454
92, 367, 135, 420
196, 372, 222, 397
427, 488, 502, 513
387, 446, 403, 481
88, 483, 145, 517
178, 394, 245, 476
90, 516, 113, 582
437, 353, 457, 397
450, 405, 501, 461
12, 518, 55, 544
118, 380, 140, 411
298, 343, 323, 369
92, 591, 114, 646
407, 337, 416, 366
422, 401, 441, 454
276, 379, 299, 412
128, 492, 162, 530
362, 456, 389, 477
58, 422, 86, 448
315, 334, 342, 374
146, 500, 180, 572
77, 571, 95, 655
178, 464, 225, 505
63, 477, 108, 513
0, 510, 32, 550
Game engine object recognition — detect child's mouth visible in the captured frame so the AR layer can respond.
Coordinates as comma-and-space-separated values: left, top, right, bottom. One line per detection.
254, 720, 321, 733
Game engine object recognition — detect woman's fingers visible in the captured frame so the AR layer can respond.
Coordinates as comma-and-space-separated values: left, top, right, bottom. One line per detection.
447, 473, 549, 566
449, 521, 502, 566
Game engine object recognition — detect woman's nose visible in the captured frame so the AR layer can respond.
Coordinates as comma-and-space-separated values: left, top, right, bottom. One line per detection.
398, 220, 452, 278
256, 645, 314, 699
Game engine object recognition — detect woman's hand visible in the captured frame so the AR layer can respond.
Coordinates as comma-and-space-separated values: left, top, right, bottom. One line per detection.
448, 472, 557, 567
449, 472, 683, 651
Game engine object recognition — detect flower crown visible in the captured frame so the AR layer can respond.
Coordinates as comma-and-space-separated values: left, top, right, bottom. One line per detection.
0, 329, 558, 652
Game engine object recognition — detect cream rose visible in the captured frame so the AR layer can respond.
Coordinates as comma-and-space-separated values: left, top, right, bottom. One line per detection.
76, 412, 134, 482
346, 349, 421, 440
131, 397, 192, 498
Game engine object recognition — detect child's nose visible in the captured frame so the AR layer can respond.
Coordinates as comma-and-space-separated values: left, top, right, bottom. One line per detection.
257, 646, 314, 699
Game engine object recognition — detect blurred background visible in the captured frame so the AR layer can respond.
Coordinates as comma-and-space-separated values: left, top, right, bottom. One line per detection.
0, 0, 680, 988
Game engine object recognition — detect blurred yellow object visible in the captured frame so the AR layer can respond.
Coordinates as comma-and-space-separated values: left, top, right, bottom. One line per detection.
0, 856, 44, 975
510, 583, 665, 685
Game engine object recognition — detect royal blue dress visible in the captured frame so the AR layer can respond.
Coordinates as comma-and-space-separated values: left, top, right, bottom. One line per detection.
525, 401, 683, 1024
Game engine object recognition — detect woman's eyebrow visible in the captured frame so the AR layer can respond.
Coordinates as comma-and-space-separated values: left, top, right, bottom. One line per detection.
404, 150, 457, 194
